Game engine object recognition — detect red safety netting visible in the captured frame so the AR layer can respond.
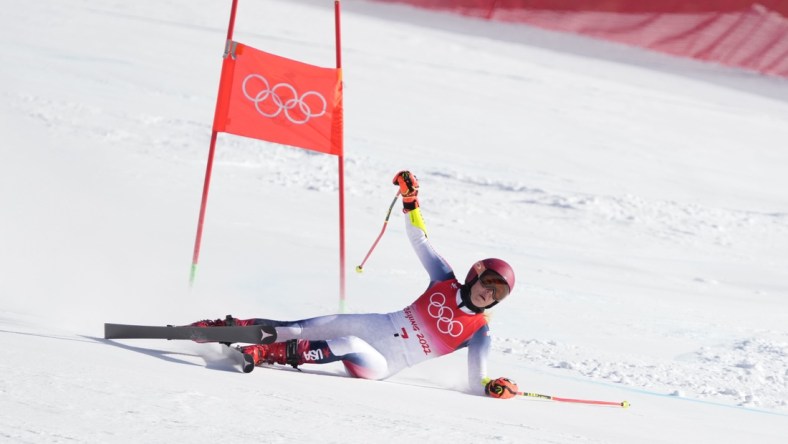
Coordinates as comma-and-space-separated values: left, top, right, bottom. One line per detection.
373, 0, 788, 78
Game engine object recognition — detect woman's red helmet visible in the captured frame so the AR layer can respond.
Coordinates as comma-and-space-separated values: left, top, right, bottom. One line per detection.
464, 258, 515, 295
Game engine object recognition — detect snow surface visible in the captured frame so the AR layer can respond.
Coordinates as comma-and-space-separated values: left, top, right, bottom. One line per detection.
2, 0, 788, 442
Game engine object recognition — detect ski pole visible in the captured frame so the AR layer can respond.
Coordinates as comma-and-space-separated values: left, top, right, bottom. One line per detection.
355, 191, 400, 273
518, 392, 630, 408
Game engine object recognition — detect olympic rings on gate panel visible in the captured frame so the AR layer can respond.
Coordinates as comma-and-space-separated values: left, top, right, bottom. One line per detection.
241, 74, 327, 124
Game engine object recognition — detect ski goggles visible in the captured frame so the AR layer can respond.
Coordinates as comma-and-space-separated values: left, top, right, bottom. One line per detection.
479, 270, 510, 302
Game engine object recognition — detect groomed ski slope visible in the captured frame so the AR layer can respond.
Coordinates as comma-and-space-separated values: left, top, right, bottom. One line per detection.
1, 0, 787, 442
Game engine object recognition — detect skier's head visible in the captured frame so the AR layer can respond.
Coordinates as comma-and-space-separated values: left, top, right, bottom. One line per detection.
463, 258, 515, 310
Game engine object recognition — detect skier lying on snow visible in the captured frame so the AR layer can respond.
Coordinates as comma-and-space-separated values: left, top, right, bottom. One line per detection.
190, 171, 520, 399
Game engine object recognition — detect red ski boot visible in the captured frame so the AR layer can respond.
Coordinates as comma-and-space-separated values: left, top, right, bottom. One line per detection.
240, 340, 309, 369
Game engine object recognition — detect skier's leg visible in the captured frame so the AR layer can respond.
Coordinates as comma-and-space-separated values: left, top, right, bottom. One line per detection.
192, 313, 390, 342
326, 336, 389, 380
201, 313, 405, 378
242, 335, 389, 379
238, 313, 391, 343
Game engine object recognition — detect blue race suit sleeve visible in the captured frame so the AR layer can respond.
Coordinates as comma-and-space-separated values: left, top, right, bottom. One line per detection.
403, 208, 455, 285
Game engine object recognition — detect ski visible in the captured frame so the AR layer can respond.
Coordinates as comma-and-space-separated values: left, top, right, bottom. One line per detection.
223, 344, 257, 373
104, 323, 277, 345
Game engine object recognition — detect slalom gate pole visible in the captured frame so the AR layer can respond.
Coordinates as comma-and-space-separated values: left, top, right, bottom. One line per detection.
189, 0, 240, 287
335, 0, 347, 313
355, 191, 401, 273
518, 392, 630, 408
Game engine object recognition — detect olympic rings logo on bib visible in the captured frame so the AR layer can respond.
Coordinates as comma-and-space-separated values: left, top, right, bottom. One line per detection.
242, 74, 327, 125
427, 292, 463, 338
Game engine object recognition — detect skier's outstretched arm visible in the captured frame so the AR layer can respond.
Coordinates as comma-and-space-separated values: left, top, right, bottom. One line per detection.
468, 327, 520, 399
467, 325, 491, 395
393, 171, 454, 284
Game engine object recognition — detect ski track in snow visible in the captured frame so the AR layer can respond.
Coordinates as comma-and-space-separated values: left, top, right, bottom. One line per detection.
494, 332, 788, 411
427, 169, 788, 245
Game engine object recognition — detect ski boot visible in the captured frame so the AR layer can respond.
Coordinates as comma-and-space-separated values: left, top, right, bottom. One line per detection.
240, 339, 311, 370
